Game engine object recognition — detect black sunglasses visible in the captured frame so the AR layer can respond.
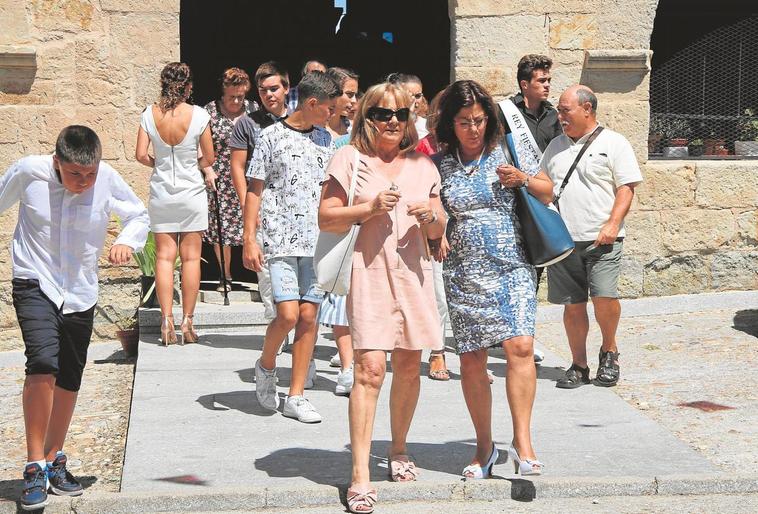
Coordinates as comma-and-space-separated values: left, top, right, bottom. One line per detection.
367, 107, 410, 122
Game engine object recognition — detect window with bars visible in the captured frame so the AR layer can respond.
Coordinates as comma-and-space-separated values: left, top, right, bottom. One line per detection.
649, 2, 758, 159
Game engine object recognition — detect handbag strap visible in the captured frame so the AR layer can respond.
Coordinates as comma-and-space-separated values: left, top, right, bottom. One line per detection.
553, 126, 604, 204
347, 147, 360, 207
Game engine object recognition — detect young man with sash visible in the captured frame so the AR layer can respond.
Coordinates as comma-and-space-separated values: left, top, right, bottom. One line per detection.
498, 54, 563, 363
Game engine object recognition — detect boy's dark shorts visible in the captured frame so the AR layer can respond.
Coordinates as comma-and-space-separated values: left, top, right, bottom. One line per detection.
12, 278, 95, 392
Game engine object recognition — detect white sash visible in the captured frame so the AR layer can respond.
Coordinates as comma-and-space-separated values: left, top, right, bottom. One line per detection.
498, 99, 542, 174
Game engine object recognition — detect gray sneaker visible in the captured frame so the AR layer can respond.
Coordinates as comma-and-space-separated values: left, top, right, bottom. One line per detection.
304, 359, 316, 389
255, 359, 279, 411
282, 395, 322, 423
533, 348, 545, 363
335, 367, 353, 396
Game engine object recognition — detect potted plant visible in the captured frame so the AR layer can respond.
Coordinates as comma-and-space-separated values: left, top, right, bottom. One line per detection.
688, 138, 705, 157
132, 232, 160, 307
98, 305, 139, 357
660, 117, 691, 158
648, 114, 665, 154
735, 108, 758, 156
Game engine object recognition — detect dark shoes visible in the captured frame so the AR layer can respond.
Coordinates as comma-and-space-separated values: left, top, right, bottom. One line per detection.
596, 350, 620, 387
20, 463, 48, 511
556, 364, 591, 389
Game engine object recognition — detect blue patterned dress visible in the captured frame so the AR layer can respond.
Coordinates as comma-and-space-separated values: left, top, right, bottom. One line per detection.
437, 147, 537, 353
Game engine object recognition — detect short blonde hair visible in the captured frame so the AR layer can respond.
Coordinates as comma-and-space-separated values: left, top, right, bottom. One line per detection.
350, 83, 418, 156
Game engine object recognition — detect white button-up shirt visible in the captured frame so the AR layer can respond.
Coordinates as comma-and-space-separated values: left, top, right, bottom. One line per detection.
0, 155, 150, 313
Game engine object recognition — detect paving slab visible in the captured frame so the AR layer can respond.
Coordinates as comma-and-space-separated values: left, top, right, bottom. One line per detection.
122, 323, 717, 495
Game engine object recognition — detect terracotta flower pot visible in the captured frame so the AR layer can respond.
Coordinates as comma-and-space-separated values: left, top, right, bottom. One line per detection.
116, 329, 139, 357
667, 138, 689, 147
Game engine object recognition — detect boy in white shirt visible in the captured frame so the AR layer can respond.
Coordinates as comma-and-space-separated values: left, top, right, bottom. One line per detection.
0, 126, 149, 510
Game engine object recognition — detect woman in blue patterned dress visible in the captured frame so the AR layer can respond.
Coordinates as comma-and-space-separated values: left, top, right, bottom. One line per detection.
434, 80, 554, 477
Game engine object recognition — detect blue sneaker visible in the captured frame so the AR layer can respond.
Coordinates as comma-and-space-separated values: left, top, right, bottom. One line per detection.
47, 453, 83, 496
20, 463, 49, 511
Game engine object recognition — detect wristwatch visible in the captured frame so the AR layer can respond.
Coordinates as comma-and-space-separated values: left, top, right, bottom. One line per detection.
523, 175, 530, 187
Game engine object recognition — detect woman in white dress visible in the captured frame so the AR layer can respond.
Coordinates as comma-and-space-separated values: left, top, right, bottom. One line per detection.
135, 62, 216, 345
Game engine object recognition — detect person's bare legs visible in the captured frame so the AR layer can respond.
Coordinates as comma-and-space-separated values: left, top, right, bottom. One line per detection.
388, 349, 422, 458
213, 243, 232, 279
563, 302, 590, 368
592, 297, 620, 353
43, 387, 77, 461
178, 232, 203, 317
334, 325, 353, 370
459, 349, 493, 468
260, 300, 299, 371
349, 349, 387, 487
154, 233, 178, 318
288, 301, 318, 396
504, 335, 537, 460
23, 375, 55, 461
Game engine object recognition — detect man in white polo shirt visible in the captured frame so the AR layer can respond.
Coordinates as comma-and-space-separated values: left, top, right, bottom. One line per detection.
540, 85, 642, 389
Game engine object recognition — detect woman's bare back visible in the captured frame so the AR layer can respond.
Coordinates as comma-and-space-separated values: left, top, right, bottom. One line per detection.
152, 103, 194, 146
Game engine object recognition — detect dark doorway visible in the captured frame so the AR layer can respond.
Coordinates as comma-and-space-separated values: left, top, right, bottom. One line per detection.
180, 0, 451, 282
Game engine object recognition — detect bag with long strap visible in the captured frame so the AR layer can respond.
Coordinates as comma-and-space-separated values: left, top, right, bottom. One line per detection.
313, 149, 361, 296
502, 134, 574, 267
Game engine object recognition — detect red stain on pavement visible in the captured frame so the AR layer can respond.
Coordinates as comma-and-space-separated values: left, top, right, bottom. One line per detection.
155, 474, 209, 486
677, 401, 734, 412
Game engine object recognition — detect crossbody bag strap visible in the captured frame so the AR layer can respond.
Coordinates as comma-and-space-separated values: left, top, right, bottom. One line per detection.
553, 126, 604, 205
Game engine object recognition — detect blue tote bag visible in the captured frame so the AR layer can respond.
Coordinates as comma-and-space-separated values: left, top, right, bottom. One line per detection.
504, 133, 574, 267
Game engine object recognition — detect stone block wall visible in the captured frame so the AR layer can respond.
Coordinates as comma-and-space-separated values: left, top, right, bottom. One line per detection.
0, 0, 179, 350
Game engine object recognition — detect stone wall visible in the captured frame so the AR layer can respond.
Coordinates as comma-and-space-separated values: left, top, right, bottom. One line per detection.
0, 0, 180, 349
451, 0, 757, 299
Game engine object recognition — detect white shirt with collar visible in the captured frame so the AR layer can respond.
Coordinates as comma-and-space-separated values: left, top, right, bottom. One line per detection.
540, 125, 643, 241
0, 155, 150, 313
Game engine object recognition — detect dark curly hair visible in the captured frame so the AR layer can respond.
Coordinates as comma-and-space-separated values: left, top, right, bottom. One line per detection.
158, 62, 192, 112
434, 80, 503, 154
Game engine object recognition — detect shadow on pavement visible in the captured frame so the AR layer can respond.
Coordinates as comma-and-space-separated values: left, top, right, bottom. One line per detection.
196, 334, 264, 350
733, 309, 758, 338
196, 390, 276, 416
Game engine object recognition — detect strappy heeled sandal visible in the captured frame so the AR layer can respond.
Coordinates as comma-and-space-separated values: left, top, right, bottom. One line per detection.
388, 454, 419, 482
160, 315, 176, 346
346, 486, 377, 514
508, 443, 543, 476
462, 444, 499, 479
180, 314, 198, 344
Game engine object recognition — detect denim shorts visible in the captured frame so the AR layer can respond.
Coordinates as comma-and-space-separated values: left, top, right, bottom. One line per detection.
547, 240, 623, 304
268, 256, 323, 304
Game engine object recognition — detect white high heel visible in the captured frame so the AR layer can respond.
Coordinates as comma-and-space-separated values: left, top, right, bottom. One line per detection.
462, 444, 499, 479
507, 443, 543, 476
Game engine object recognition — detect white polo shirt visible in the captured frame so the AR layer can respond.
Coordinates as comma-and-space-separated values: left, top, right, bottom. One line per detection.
540, 126, 643, 241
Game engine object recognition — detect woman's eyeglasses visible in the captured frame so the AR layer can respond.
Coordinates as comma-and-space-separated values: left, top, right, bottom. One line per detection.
367, 107, 411, 122
454, 116, 488, 131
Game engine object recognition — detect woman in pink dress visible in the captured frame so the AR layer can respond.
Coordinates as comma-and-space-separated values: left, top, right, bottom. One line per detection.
319, 82, 446, 514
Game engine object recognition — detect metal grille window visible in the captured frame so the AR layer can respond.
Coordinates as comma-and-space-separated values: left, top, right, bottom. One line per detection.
649, 4, 758, 159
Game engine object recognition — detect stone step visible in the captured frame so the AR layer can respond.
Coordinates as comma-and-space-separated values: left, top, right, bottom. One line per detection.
138, 302, 268, 333
199, 289, 260, 303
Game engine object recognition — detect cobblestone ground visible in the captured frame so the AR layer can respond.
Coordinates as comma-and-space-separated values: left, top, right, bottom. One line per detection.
0, 343, 134, 496
0, 307, 755, 499
537, 307, 758, 475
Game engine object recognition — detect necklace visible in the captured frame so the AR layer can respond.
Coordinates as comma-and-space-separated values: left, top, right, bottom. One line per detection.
456, 147, 485, 175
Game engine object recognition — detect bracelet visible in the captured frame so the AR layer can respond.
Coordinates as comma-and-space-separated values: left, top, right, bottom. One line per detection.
430, 210, 438, 223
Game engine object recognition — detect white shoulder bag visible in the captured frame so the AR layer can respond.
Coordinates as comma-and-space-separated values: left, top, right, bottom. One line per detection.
313, 148, 361, 296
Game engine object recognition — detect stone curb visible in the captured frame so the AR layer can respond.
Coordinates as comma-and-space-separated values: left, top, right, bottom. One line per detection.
2, 474, 756, 513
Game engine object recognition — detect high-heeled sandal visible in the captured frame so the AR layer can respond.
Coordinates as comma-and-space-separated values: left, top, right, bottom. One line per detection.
160, 315, 177, 346
462, 443, 499, 479
346, 485, 377, 513
507, 443, 543, 476
180, 314, 198, 344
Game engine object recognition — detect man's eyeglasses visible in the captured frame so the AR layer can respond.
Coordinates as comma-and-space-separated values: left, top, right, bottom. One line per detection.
367, 107, 410, 122
454, 116, 488, 130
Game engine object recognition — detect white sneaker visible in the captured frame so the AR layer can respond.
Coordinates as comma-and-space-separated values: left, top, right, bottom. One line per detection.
335, 368, 353, 396
282, 395, 322, 423
329, 353, 341, 367
533, 348, 545, 363
304, 359, 316, 389
254, 359, 279, 411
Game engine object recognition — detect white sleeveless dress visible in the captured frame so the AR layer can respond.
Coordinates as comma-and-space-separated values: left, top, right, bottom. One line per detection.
140, 105, 211, 233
